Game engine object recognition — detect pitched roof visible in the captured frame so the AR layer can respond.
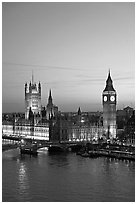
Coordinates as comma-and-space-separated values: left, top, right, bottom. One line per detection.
103, 71, 115, 92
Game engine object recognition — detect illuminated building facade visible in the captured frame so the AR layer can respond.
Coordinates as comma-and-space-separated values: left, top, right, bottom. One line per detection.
2, 72, 119, 142
102, 71, 117, 139
50, 108, 103, 142
67, 123, 103, 142
2, 121, 13, 136
25, 74, 41, 120
2, 75, 59, 141
2, 119, 49, 141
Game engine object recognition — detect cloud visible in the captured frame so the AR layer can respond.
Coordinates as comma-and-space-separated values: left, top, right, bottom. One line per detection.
3, 62, 84, 71
114, 76, 134, 81
75, 75, 134, 86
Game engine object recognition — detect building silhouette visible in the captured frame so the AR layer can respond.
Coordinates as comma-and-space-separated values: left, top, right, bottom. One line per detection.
3, 71, 135, 145
116, 107, 135, 145
102, 70, 117, 140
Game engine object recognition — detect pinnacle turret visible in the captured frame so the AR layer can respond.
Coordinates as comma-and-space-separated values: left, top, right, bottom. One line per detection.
78, 107, 81, 115
25, 82, 27, 93
48, 89, 53, 105
38, 81, 41, 93
32, 70, 34, 84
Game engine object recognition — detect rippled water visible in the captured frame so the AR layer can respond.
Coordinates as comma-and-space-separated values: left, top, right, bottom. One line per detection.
2, 148, 135, 202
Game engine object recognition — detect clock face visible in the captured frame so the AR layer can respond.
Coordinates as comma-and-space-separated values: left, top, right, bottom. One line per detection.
110, 96, 115, 101
104, 96, 107, 102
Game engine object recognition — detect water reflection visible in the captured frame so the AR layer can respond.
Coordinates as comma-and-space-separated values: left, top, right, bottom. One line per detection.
3, 151, 135, 202
17, 161, 29, 199
48, 152, 70, 167
2, 148, 20, 160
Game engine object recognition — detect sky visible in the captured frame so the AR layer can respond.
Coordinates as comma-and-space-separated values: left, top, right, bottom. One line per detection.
2, 2, 135, 113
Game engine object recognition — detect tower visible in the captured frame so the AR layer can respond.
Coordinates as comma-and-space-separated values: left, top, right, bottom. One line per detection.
78, 107, 81, 116
46, 89, 53, 120
46, 89, 58, 120
25, 73, 41, 119
77, 107, 82, 123
102, 70, 117, 140
48, 89, 53, 105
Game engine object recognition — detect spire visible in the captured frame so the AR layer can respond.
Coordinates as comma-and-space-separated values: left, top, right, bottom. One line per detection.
25, 82, 27, 93
28, 107, 33, 120
108, 69, 110, 79
48, 89, 53, 104
78, 107, 81, 115
106, 69, 112, 85
108, 68, 110, 75
49, 89, 52, 98
32, 70, 34, 84
38, 81, 41, 92
103, 70, 115, 92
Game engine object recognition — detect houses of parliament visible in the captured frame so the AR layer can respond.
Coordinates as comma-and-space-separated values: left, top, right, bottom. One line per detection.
25, 73, 58, 121
3, 71, 118, 142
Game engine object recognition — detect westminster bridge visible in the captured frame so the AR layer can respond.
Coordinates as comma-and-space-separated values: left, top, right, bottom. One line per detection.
2, 134, 86, 152
2, 134, 135, 155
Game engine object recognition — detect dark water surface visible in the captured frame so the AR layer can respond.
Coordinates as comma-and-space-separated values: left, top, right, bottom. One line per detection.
2, 148, 135, 202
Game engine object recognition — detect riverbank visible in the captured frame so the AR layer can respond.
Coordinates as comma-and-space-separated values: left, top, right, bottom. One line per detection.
78, 143, 135, 161
2, 142, 135, 161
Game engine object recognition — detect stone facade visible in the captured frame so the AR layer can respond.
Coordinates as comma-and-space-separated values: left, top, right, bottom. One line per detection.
102, 71, 117, 140
2, 119, 49, 141
25, 79, 41, 120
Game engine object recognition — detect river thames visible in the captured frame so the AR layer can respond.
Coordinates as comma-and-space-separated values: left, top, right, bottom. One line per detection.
2, 148, 135, 202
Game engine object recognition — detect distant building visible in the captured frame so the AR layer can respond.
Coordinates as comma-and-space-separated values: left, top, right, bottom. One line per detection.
125, 110, 135, 145
116, 106, 134, 129
102, 71, 117, 140
123, 106, 134, 118
116, 108, 135, 146
117, 106, 134, 118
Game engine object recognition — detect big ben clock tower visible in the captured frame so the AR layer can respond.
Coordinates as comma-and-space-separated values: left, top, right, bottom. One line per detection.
102, 70, 117, 140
